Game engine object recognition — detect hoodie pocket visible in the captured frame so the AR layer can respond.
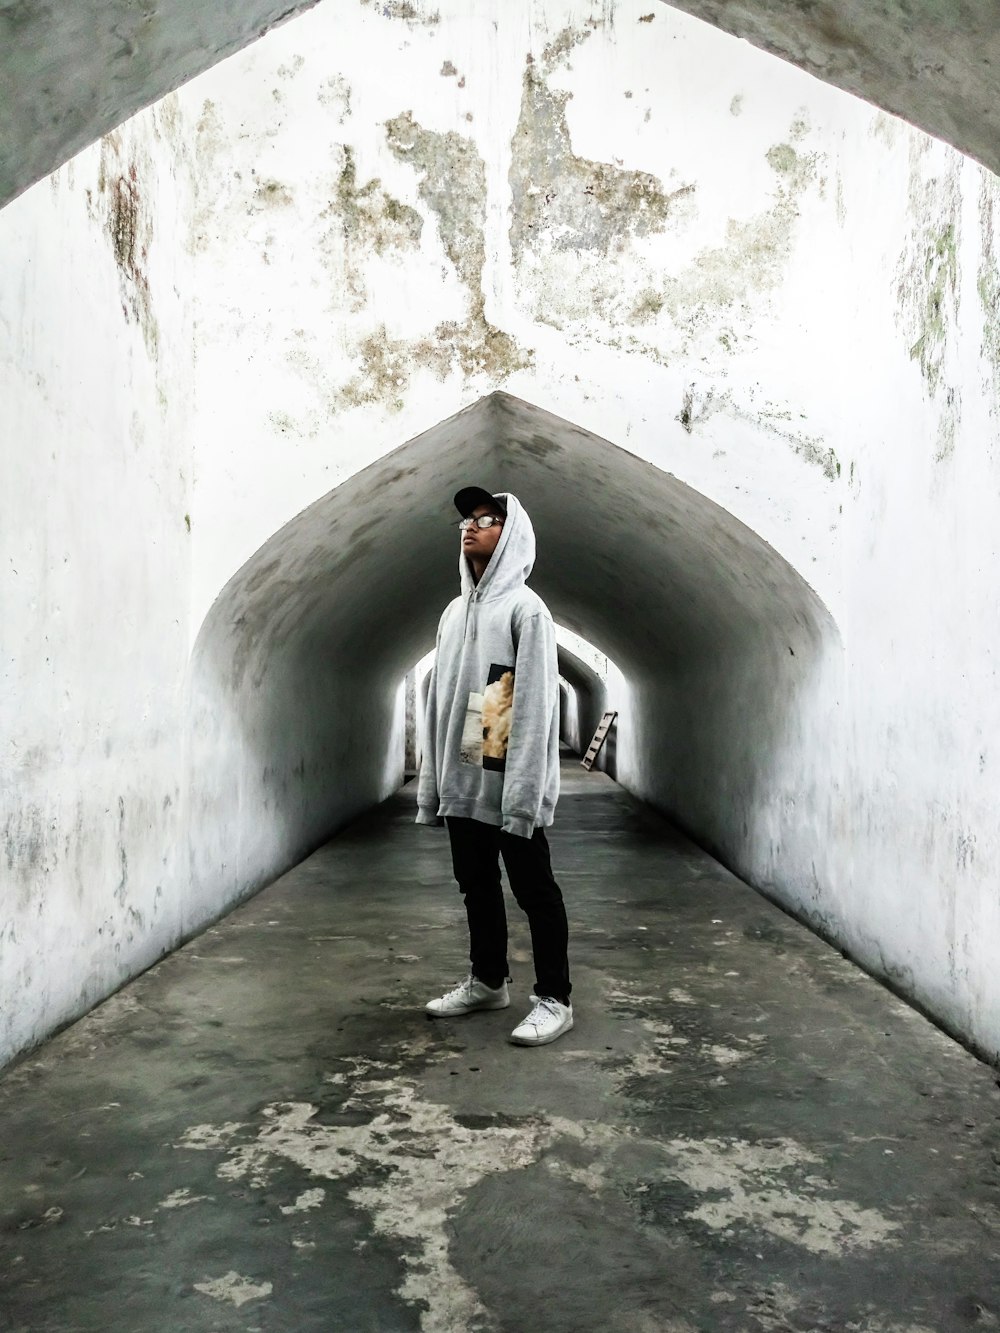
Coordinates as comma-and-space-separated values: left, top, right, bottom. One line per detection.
458, 664, 515, 770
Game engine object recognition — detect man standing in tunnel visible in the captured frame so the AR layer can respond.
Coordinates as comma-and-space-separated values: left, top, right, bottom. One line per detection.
416, 487, 572, 1046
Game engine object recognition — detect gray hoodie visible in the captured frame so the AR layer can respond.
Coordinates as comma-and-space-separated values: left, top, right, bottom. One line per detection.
416, 493, 560, 838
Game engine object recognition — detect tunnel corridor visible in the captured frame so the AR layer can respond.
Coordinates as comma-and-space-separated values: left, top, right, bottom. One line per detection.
4, 0, 1000, 1324
187, 390, 839, 943
2, 752, 998, 1330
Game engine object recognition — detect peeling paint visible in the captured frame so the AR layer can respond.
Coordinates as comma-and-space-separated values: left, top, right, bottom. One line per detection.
333, 112, 531, 408
511, 91, 820, 364
158, 1188, 211, 1209
658, 138, 819, 331
180, 1048, 551, 1329
177, 1025, 902, 1329
385, 111, 486, 299
509, 60, 692, 258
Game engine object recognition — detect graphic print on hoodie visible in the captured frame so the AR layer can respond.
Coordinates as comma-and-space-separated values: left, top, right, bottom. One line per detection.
460, 663, 515, 770
416, 492, 561, 839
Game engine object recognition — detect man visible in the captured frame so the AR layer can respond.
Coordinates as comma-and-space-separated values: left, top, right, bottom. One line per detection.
416, 487, 572, 1046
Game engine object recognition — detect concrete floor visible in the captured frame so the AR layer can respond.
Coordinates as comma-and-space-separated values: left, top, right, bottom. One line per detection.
2, 759, 1000, 1333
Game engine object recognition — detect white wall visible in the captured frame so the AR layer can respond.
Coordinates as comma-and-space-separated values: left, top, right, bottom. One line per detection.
0, 105, 196, 1060
3, 0, 1000, 1067
172, 0, 1000, 1062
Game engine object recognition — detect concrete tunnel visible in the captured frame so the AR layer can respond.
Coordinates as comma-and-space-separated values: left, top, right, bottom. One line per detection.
4, 6, 1000, 1318
0, 0, 998, 1058
188, 390, 836, 913
2, 0, 1000, 1071
4, 0, 1000, 1322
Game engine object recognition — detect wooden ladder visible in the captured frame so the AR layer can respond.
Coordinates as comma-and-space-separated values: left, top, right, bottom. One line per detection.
581, 710, 617, 770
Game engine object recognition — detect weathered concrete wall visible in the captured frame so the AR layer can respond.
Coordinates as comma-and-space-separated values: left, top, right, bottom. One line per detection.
172, 0, 1000, 1062
660, 0, 1000, 189
4, 0, 1000, 1070
5, 0, 1000, 214
556, 630, 625, 777
0, 0, 319, 209
0, 103, 196, 1060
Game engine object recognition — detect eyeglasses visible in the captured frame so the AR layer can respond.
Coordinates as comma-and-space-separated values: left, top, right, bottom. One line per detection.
456, 514, 504, 531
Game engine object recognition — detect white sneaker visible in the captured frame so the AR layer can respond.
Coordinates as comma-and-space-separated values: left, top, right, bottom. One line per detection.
425, 975, 510, 1017
509, 996, 574, 1046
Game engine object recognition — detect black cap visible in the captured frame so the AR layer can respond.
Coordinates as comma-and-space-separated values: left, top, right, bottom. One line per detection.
454, 486, 507, 518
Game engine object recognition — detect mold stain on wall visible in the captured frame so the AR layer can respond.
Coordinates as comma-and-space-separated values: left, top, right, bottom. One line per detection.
509, 65, 690, 258
359, 0, 440, 25
977, 174, 1000, 417
333, 113, 530, 411
508, 30, 821, 369
651, 135, 819, 347
894, 141, 962, 461
676, 383, 841, 481
322, 144, 424, 311
94, 133, 158, 359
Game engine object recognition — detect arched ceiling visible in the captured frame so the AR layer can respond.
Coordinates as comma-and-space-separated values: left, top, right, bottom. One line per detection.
2, 0, 999, 212
0, 0, 319, 209
661, 0, 1000, 180
557, 644, 606, 702
192, 391, 837, 712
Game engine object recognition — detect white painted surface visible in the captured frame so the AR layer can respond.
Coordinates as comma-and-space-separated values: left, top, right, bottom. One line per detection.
2, 0, 1000, 1067
0, 107, 196, 1060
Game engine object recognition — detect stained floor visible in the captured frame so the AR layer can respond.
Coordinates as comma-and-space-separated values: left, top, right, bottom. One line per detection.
2, 758, 1000, 1332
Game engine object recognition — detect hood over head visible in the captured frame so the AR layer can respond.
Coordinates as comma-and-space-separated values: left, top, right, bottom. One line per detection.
459, 492, 535, 600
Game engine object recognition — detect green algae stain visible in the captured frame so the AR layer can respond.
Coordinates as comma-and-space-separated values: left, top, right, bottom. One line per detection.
895, 150, 961, 401
908, 221, 958, 389
978, 176, 1000, 410
766, 143, 799, 174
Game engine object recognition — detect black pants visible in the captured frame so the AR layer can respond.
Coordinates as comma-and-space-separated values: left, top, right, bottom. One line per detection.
446, 816, 571, 1005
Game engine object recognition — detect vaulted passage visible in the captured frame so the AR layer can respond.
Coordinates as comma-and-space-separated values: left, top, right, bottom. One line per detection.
6, 0, 1000, 1076
4, 0, 1000, 1321
2, 754, 997, 1330
187, 391, 837, 923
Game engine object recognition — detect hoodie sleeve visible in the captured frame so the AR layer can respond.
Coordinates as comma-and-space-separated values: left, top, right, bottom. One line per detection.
501, 611, 558, 838
415, 643, 441, 827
